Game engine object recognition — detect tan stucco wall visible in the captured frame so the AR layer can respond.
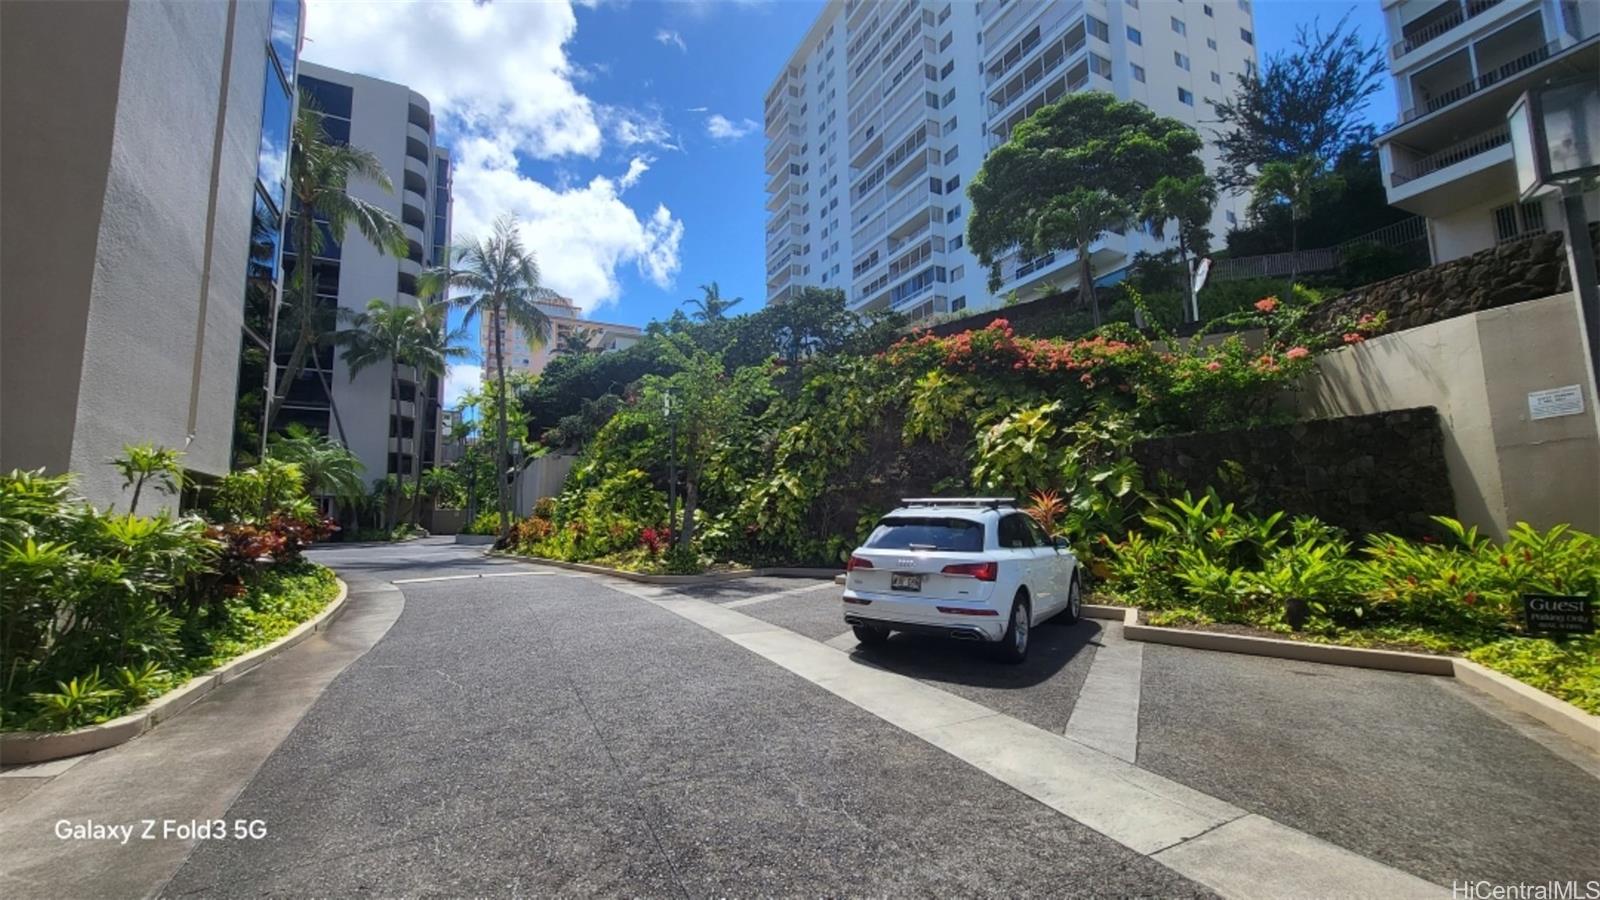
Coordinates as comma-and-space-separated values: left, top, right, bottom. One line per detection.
1298, 292, 1600, 538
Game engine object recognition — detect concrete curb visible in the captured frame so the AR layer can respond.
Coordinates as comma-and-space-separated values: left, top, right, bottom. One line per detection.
1083, 603, 1127, 621
1121, 607, 1455, 675
453, 534, 497, 545
0, 576, 351, 766
1121, 607, 1599, 751
494, 552, 840, 586
1452, 658, 1600, 752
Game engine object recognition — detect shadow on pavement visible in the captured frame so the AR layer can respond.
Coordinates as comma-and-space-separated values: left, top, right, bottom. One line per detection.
844, 616, 1102, 689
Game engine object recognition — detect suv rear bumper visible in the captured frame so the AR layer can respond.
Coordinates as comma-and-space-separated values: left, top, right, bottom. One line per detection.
844, 613, 999, 642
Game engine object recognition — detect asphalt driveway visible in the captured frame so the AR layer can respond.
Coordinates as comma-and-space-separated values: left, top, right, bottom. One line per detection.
4, 539, 1594, 898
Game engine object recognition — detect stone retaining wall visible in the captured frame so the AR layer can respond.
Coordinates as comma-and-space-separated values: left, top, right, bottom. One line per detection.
1131, 408, 1454, 539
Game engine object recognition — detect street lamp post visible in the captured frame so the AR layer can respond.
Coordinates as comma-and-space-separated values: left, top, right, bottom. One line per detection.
1507, 79, 1600, 390
664, 390, 677, 548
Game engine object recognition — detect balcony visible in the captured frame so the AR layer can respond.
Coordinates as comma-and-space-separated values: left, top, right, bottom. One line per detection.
402, 188, 427, 228
764, 137, 798, 175
1385, 124, 1514, 216
1393, 0, 1507, 60
766, 262, 802, 291
406, 123, 430, 162
765, 181, 804, 212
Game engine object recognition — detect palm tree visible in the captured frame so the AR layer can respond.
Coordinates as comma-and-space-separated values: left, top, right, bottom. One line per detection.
420, 215, 555, 539
404, 300, 469, 526
553, 325, 602, 356
1140, 174, 1217, 323
267, 98, 408, 443
337, 299, 423, 529
266, 424, 366, 514
684, 282, 742, 322
1251, 156, 1342, 299
1035, 187, 1131, 328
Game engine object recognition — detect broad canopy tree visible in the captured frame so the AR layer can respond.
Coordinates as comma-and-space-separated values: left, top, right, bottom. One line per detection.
967, 92, 1205, 327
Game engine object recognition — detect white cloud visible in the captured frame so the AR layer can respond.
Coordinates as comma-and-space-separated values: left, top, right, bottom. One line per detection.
706, 113, 758, 141
449, 141, 682, 312
304, 0, 683, 312
619, 157, 651, 190
654, 28, 687, 52
442, 363, 483, 409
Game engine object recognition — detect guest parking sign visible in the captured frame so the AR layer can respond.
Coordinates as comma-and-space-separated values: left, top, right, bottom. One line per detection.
1522, 594, 1594, 636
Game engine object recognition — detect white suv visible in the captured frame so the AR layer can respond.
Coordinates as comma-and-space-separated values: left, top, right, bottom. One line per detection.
841, 498, 1082, 663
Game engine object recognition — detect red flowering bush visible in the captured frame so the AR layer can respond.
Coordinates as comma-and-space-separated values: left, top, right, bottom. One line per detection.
639, 526, 668, 558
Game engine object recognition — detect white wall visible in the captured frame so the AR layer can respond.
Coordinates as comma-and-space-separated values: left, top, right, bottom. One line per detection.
2, 0, 277, 511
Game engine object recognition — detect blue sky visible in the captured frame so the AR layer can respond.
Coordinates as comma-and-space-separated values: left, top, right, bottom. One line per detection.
302, 0, 1395, 404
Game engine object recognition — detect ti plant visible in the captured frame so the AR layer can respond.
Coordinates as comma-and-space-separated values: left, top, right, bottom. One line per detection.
109, 444, 185, 515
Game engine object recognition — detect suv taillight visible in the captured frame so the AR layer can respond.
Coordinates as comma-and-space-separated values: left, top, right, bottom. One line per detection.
847, 555, 874, 572
941, 561, 997, 581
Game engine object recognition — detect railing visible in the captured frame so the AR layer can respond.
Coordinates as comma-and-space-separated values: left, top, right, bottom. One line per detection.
1390, 124, 1510, 185
1207, 216, 1429, 283
1393, 0, 1506, 58
1400, 41, 1557, 123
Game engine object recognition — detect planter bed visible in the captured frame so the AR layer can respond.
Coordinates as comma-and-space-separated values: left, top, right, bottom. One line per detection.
1, 576, 349, 765
491, 550, 839, 585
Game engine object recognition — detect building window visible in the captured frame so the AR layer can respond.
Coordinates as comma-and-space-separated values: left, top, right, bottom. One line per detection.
945, 175, 961, 192
950, 235, 963, 250
1090, 53, 1111, 77
952, 296, 967, 312
1203, 4, 1213, 16
938, 4, 952, 24
1087, 16, 1109, 41
943, 116, 958, 134
300, 75, 353, 121
943, 87, 956, 105
1211, 71, 1221, 84
269, 0, 301, 82
1175, 52, 1191, 70
1225, 210, 1237, 225
951, 265, 964, 281
946, 205, 962, 223
1238, 0, 1251, 10
1207, 37, 1217, 50
941, 60, 955, 79
1127, 26, 1142, 45
1178, 87, 1194, 105
940, 32, 953, 51
1171, 17, 1186, 35
1132, 63, 1146, 83
1240, 28, 1254, 45
1493, 202, 1545, 243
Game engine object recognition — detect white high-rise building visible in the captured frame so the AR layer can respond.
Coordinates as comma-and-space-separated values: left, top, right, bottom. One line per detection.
764, 0, 1258, 319
277, 62, 453, 484
1374, 0, 1598, 263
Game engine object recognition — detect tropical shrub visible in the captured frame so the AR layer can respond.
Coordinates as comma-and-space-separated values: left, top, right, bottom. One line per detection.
1, 461, 338, 732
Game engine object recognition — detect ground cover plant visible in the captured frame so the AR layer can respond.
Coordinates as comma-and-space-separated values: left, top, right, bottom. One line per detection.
1, 452, 341, 732
1101, 491, 1600, 712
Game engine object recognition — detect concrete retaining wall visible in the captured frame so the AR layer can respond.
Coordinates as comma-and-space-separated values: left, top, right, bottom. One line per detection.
1298, 292, 1600, 539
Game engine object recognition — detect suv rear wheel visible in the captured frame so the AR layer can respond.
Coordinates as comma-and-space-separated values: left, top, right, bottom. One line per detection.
852, 624, 890, 645
997, 592, 1030, 663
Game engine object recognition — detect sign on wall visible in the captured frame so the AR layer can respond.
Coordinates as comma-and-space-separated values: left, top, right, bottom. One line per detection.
1526, 384, 1585, 420
1522, 594, 1594, 636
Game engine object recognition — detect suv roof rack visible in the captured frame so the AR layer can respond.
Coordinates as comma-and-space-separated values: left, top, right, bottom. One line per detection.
900, 497, 1018, 509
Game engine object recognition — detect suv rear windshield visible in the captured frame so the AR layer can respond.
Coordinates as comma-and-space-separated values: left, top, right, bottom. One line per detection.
864, 517, 984, 552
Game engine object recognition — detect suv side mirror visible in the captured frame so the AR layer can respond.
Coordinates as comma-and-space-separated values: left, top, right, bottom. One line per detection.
1053, 536, 1070, 551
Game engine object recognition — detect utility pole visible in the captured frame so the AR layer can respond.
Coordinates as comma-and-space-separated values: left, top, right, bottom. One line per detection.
664, 390, 677, 547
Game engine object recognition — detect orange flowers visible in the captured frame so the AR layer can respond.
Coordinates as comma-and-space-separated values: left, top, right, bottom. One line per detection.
1254, 296, 1279, 313
1343, 332, 1365, 344
1285, 346, 1310, 360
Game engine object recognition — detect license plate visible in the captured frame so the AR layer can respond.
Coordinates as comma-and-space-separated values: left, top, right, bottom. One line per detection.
891, 573, 922, 592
